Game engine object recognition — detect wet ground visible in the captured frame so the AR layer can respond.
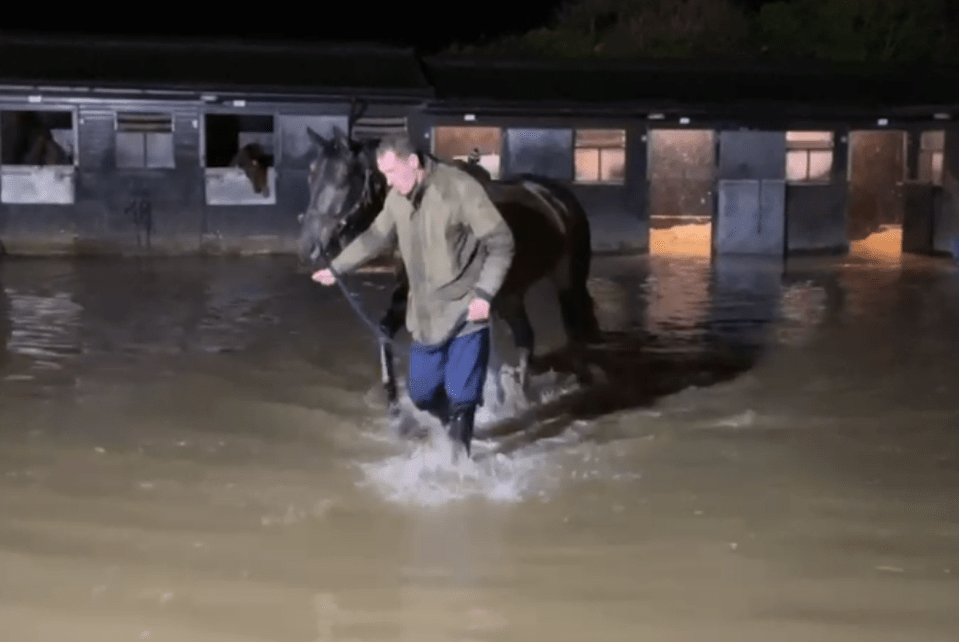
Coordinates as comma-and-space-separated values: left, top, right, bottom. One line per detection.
1, 243, 958, 641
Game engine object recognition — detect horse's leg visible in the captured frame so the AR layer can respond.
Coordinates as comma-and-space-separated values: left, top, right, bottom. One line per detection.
482, 315, 507, 411
378, 279, 408, 417
556, 282, 601, 346
552, 255, 600, 387
496, 294, 535, 397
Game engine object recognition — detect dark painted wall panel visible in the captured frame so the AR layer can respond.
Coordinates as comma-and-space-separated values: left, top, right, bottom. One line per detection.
785, 184, 848, 254
715, 131, 787, 256
718, 131, 785, 180
934, 128, 959, 255
902, 185, 935, 254
715, 179, 786, 255
504, 128, 574, 181
572, 184, 646, 253
70, 108, 204, 253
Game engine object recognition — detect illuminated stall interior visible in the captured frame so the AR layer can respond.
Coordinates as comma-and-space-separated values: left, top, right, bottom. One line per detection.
647, 129, 714, 257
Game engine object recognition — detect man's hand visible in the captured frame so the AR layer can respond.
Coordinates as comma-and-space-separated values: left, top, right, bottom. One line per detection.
468, 297, 491, 322
312, 269, 335, 286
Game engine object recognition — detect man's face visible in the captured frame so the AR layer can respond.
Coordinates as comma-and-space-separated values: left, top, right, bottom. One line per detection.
376, 150, 419, 196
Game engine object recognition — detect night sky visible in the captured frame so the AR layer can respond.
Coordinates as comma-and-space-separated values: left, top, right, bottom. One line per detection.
0, 1, 784, 54
0, 1, 567, 54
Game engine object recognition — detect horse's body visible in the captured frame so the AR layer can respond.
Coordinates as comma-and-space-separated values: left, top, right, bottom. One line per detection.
298, 127, 601, 415
230, 143, 273, 196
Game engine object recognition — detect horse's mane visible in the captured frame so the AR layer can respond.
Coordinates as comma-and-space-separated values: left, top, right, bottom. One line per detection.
235, 143, 273, 164
338, 138, 388, 232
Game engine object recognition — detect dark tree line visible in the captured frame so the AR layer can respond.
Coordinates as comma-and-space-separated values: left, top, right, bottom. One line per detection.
442, 0, 959, 64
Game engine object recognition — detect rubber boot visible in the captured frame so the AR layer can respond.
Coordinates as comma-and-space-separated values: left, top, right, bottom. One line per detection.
447, 404, 476, 461
399, 393, 449, 441
422, 396, 450, 426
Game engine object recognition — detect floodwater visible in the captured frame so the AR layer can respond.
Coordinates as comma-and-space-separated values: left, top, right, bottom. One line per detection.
2, 242, 959, 642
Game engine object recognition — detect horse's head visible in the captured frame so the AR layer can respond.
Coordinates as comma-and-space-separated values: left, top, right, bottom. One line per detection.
233, 143, 272, 196
297, 126, 385, 265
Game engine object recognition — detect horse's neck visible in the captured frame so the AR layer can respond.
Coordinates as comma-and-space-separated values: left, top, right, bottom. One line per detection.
23, 137, 46, 165
244, 144, 271, 166
44, 142, 64, 166
229, 149, 249, 167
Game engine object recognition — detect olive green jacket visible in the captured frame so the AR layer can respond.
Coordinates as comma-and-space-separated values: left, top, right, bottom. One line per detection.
330, 157, 515, 347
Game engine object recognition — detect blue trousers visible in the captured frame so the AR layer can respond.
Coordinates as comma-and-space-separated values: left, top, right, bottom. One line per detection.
407, 328, 490, 420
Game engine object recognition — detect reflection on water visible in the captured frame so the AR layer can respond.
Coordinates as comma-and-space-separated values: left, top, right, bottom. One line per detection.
645, 255, 712, 346
778, 280, 829, 347
6, 291, 81, 368
2, 252, 959, 641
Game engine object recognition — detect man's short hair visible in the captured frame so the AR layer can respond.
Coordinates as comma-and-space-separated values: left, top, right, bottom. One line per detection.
376, 133, 420, 161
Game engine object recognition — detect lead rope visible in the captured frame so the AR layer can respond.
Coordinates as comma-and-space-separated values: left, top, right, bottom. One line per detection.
317, 248, 470, 355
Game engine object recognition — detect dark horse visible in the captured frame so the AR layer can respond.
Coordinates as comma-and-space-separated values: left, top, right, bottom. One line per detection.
298, 126, 602, 417
230, 143, 273, 196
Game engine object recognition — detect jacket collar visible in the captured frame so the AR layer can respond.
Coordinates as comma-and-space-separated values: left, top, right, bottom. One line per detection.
406, 154, 438, 210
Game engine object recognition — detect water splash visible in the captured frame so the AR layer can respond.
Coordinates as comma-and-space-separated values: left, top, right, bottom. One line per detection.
354, 365, 578, 507
476, 364, 583, 428
355, 431, 554, 507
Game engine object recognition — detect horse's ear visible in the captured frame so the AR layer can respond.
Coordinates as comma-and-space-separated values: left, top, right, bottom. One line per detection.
331, 125, 351, 151
306, 127, 327, 149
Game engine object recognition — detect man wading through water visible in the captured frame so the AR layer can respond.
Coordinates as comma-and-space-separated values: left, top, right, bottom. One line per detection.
312, 134, 515, 460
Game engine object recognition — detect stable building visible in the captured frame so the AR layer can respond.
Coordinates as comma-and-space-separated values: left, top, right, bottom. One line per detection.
413, 55, 959, 258
0, 33, 431, 256
1, 33, 959, 261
